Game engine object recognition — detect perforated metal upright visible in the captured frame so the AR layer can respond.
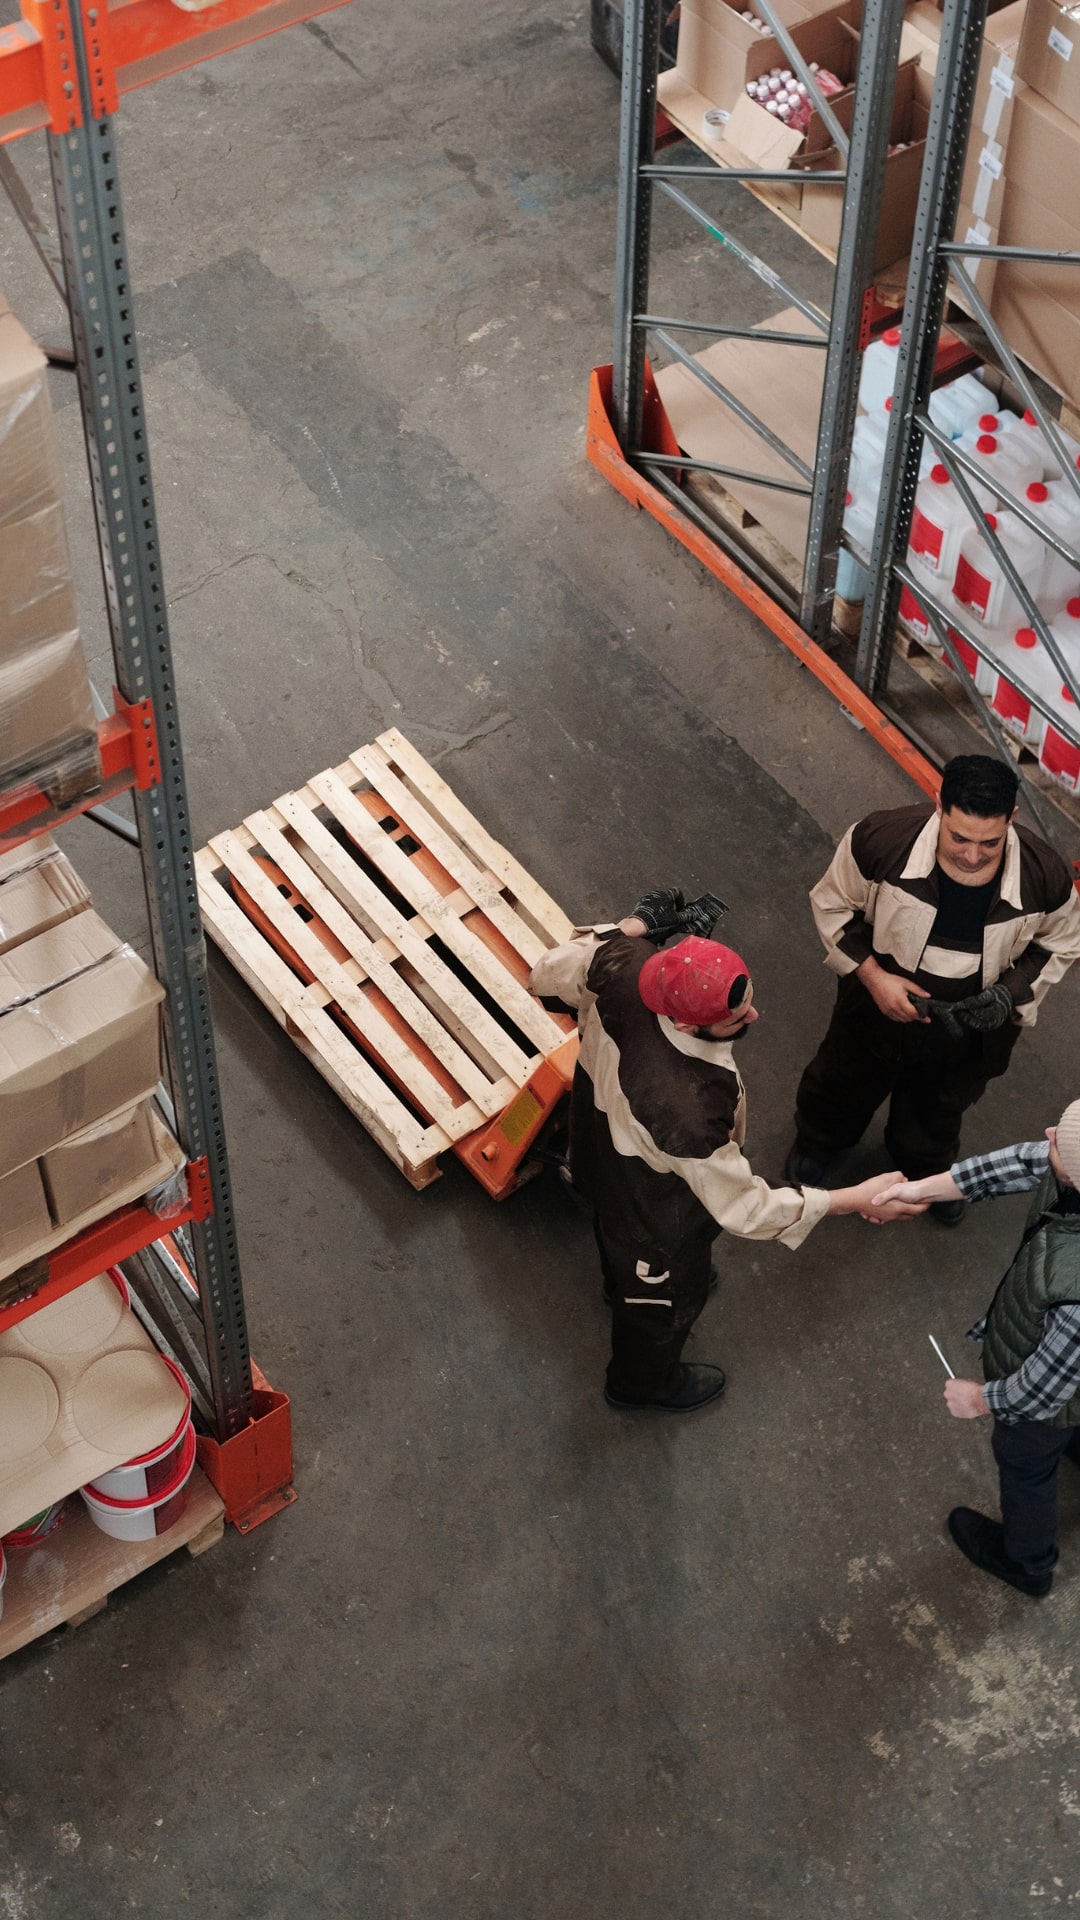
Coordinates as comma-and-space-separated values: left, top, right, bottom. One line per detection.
46, 6, 253, 1439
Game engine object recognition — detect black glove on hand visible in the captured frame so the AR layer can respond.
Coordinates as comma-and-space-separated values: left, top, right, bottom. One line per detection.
924, 982, 1014, 1040
631, 888, 729, 945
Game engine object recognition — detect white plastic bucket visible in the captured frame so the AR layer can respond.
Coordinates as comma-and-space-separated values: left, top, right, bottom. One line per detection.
2, 1499, 69, 1549
80, 1421, 196, 1542
85, 1356, 193, 1500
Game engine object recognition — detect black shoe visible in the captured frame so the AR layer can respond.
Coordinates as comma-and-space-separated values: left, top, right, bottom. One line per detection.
947, 1506, 1053, 1597
605, 1363, 727, 1413
783, 1143, 834, 1187
930, 1199, 967, 1227
601, 1268, 719, 1308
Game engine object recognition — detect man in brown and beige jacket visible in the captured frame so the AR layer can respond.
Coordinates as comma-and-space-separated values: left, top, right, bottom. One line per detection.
532, 900, 922, 1415
785, 755, 1080, 1224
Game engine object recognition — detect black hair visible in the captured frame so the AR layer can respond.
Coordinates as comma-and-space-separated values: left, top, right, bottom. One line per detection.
940, 754, 1019, 822
727, 973, 749, 1010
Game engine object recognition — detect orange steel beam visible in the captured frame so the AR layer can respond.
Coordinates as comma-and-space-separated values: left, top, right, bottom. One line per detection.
0, 0, 352, 143
0, 695, 159, 851
586, 361, 940, 804
0, 1156, 213, 1337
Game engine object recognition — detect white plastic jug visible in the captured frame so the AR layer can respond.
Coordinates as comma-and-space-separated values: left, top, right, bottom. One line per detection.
1028, 479, 1080, 614
990, 627, 1052, 745
928, 372, 989, 442
1039, 681, 1080, 791
836, 490, 870, 601
1003, 409, 1080, 483
909, 464, 993, 585
1048, 597, 1080, 686
953, 510, 1046, 630
858, 327, 902, 415
958, 429, 1043, 502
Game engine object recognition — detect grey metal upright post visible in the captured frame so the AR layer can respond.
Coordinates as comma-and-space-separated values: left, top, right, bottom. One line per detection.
48, 32, 253, 1437
612, 0, 662, 449
856, 0, 988, 695
800, 0, 907, 641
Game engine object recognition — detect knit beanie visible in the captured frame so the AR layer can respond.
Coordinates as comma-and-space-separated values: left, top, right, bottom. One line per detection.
1056, 1100, 1080, 1189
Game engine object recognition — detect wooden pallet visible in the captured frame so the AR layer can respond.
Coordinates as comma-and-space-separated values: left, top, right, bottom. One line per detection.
196, 730, 579, 1193
0, 1466, 224, 1661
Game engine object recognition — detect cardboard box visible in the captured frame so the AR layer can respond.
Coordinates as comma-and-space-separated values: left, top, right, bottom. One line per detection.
40, 1099, 163, 1228
0, 303, 62, 530
0, 841, 90, 956
799, 62, 931, 269
989, 89, 1080, 405
674, 0, 814, 113
902, 2, 1025, 222
0, 1157, 51, 1268
953, 202, 1000, 304
0, 502, 79, 663
0, 910, 164, 1179
1017, 0, 1080, 122
0, 629, 97, 796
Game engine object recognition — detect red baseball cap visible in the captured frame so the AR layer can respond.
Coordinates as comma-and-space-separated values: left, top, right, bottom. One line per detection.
638, 937, 751, 1026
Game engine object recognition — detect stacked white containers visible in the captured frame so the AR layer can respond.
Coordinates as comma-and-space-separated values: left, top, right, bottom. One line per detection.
953, 511, 1046, 633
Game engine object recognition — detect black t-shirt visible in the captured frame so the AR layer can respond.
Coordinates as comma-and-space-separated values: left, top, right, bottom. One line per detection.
931, 867, 999, 944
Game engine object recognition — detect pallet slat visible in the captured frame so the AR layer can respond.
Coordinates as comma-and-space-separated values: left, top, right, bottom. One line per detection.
310, 766, 566, 1056
373, 728, 574, 946
269, 789, 532, 1084
350, 745, 548, 969
196, 854, 447, 1186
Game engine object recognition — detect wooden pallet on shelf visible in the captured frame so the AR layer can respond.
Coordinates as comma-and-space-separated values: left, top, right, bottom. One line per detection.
0, 1467, 224, 1661
196, 729, 579, 1197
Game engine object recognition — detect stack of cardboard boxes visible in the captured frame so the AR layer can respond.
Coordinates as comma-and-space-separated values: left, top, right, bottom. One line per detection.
991, 0, 1080, 406
0, 301, 98, 804
0, 834, 178, 1294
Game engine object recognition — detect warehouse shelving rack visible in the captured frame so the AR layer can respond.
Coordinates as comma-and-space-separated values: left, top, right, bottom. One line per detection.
591, 0, 1080, 844
0, 0, 349, 1546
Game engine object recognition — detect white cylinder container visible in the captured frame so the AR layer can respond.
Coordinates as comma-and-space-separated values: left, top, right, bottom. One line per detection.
953, 510, 1046, 631
1004, 409, 1080, 482
86, 1354, 192, 1500
80, 1422, 197, 1542
858, 327, 902, 415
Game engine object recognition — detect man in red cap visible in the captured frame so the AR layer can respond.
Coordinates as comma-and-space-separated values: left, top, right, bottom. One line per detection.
531, 904, 924, 1413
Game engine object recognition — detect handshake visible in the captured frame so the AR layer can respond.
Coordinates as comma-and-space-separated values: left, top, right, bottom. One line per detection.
853, 1174, 933, 1224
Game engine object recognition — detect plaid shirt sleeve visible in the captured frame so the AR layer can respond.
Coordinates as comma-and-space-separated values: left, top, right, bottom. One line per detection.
984, 1303, 1080, 1422
952, 1139, 1051, 1203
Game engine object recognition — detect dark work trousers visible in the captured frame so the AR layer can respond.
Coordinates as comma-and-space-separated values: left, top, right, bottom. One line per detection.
594, 1214, 715, 1402
794, 973, 1019, 1179
992, 1418, 1080, 1576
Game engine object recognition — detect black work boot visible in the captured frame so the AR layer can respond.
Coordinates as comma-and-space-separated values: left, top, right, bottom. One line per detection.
783, 1143, 836, 1188
605, 1364, 726, 1413
947, 1506, 1053, 1597
930, 1199, 967, 1227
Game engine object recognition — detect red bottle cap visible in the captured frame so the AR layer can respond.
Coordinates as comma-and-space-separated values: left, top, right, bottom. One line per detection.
1024, 410, 1037, 427
979, 414, 1000, 431
985, 513, 998, 530
1064, 686, 1076, 702
883, 327, 901, 346
930, 464, 949, 484
1068, 598, 1080, 618
1015, 628, 1037, 649
845, 491, 852, 506
977, 435, 998, 454
1027, 482, 1049, 502
885, 396, 892, 411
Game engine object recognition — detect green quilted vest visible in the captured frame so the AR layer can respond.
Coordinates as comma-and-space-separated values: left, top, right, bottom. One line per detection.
982, 1171, 1080, 1428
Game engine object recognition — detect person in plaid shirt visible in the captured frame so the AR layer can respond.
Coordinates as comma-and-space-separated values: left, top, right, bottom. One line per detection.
878, 1099, 1080, 1597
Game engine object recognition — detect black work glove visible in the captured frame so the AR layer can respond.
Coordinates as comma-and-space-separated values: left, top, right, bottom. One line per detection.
631, 888, 728, 945
923, 982, 1014, 1041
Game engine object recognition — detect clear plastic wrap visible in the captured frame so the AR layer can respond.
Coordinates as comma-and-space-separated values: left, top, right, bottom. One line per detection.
0, 300, 100, 806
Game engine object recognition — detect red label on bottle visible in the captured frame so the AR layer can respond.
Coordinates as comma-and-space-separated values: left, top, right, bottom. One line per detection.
954, 554, 991, 618
993, 679, 1031, 732
909, 507, 943, 568
898, 585, 929, 635
1041, 728, 1080, 788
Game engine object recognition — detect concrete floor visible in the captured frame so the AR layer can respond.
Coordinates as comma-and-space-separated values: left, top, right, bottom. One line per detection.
2, 4, 1080, 1914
